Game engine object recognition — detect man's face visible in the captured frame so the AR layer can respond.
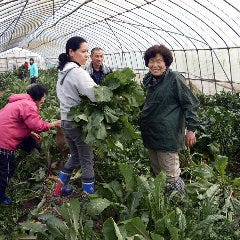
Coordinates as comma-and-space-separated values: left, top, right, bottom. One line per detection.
148, 53, 166, 77
91, 50, 104, 67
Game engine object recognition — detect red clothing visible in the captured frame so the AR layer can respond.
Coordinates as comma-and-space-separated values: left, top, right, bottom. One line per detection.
0, 94, 50, 151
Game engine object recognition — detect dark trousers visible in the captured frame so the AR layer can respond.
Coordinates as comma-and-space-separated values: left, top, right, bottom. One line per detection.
0, 151, 15, 196
30, 77, 36, 84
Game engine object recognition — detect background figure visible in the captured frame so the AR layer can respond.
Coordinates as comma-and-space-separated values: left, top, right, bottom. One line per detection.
140, 44, 199, 196
0, 84, 61, 205
53, 36, 97, 197
18, 61, 29, 81
85, 47, 112, 85
29, 58, 38, 84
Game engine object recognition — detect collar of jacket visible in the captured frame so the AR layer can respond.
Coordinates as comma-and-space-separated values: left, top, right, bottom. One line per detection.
86, 62, 109, 75
143, 68, 169, 88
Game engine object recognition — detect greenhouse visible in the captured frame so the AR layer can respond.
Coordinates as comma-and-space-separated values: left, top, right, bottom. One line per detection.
0, 0, 240, 239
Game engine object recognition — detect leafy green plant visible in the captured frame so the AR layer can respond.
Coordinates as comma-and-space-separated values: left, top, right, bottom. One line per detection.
20, 198, 98, 239
68, 68, 145, 148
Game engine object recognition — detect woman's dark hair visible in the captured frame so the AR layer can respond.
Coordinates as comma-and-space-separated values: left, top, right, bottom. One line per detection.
57, 36, 87, 70
27, 84, 48, 101
144, 44, 173, 67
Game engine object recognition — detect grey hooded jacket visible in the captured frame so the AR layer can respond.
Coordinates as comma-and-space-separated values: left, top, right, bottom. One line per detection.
56, 62, 97, 121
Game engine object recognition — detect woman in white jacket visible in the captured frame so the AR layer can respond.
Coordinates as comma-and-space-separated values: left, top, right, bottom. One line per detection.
53, 36, 97, 196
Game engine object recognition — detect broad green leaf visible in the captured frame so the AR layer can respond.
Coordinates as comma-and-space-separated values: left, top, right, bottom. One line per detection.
208, 142, 220, 155
214, 154, 228, 178
150, 232, 165, 240
60, 198, 80, 235
94, 85, 113, 102
85, 130, 95, 145
20, 221, 47, 234
126, 192, 142, 218
45, 217, 68, 239
175, 207, 186, 232
192, 163, 214, 179
89, 111, 104, 127
114, 140, 123, 150
102, 180, 124, 202
95, 122, 107, 140
104, 105, 119, 123
103, 75, 121, 90
122, 84, 144, 107
86, 198, 112, 216
103, 217, 124, 240
125, 217, 151, 240
204, 183, 220, 199
74, 113, 88, 123
119, 163, 136, 192
67, 105, 80, 120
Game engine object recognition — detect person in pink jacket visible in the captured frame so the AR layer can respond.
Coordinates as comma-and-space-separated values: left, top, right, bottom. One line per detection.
0, 84, 61, 205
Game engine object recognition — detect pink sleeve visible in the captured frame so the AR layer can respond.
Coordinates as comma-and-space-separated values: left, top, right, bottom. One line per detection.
20, 103, 50, 132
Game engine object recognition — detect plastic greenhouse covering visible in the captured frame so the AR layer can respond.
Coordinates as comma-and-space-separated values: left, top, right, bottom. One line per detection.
1, 0, 240, 94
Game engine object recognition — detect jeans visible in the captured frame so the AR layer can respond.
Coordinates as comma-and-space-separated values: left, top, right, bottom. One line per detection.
61, 121, 94, 183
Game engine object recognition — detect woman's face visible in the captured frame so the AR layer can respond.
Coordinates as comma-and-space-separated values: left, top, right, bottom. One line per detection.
148, 53, 166, 77
69, 42, 89, 65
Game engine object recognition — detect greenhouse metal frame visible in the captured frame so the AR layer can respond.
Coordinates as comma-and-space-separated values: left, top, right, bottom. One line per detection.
1, 0, 240, 93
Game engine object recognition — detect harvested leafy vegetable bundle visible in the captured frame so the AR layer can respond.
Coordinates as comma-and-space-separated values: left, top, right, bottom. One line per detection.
68, 68, 145, 148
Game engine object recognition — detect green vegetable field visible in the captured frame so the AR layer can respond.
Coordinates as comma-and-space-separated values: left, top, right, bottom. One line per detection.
0, 69, 239, 239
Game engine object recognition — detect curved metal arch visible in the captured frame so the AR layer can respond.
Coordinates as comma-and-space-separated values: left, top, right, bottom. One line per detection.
29, 0, 93, 40
171, 0, 235, 86
167, 0, 228, 48
156, 0, 232, 84
122, 1, 188, 50
96, 0, 186, 50
30, 23, 122, 55
195, 0, 240, 43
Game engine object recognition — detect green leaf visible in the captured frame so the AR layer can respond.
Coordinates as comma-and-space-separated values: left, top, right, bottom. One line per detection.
114, 140, 123, 150
122, 84, 145, 107
127, 192, 142, 217
96, 122, 107, 140
102, 180, 124, 202
74, 113, 88, 123
175, 207, 186, 232
45, 217, 68, 239
67, 105, 80, 120
103, 75, 121, 90
119, 163, 136, 192
125, 217, 151, 240
103, 217, 124, 240
104, 106, 119, 123
94, 85, 113, 102
86, 198, 112, 216
88, 111, 104, 127
60, 198, 81, 236
150, 232, 165, 240
214, 154, 228, 178
20, 221, 47, 234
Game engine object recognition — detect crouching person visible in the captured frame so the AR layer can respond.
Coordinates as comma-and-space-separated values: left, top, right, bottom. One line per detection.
140, 44, 199, 195
0, 84, 61, 205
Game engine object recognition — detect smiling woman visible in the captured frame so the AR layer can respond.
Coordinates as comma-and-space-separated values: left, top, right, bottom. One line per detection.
53, 36, 97, 197
140, 44, 199, 196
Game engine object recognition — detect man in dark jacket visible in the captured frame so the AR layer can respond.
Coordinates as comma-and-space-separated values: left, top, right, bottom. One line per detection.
85, 47, 112, 85
140, 44, 199, 195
